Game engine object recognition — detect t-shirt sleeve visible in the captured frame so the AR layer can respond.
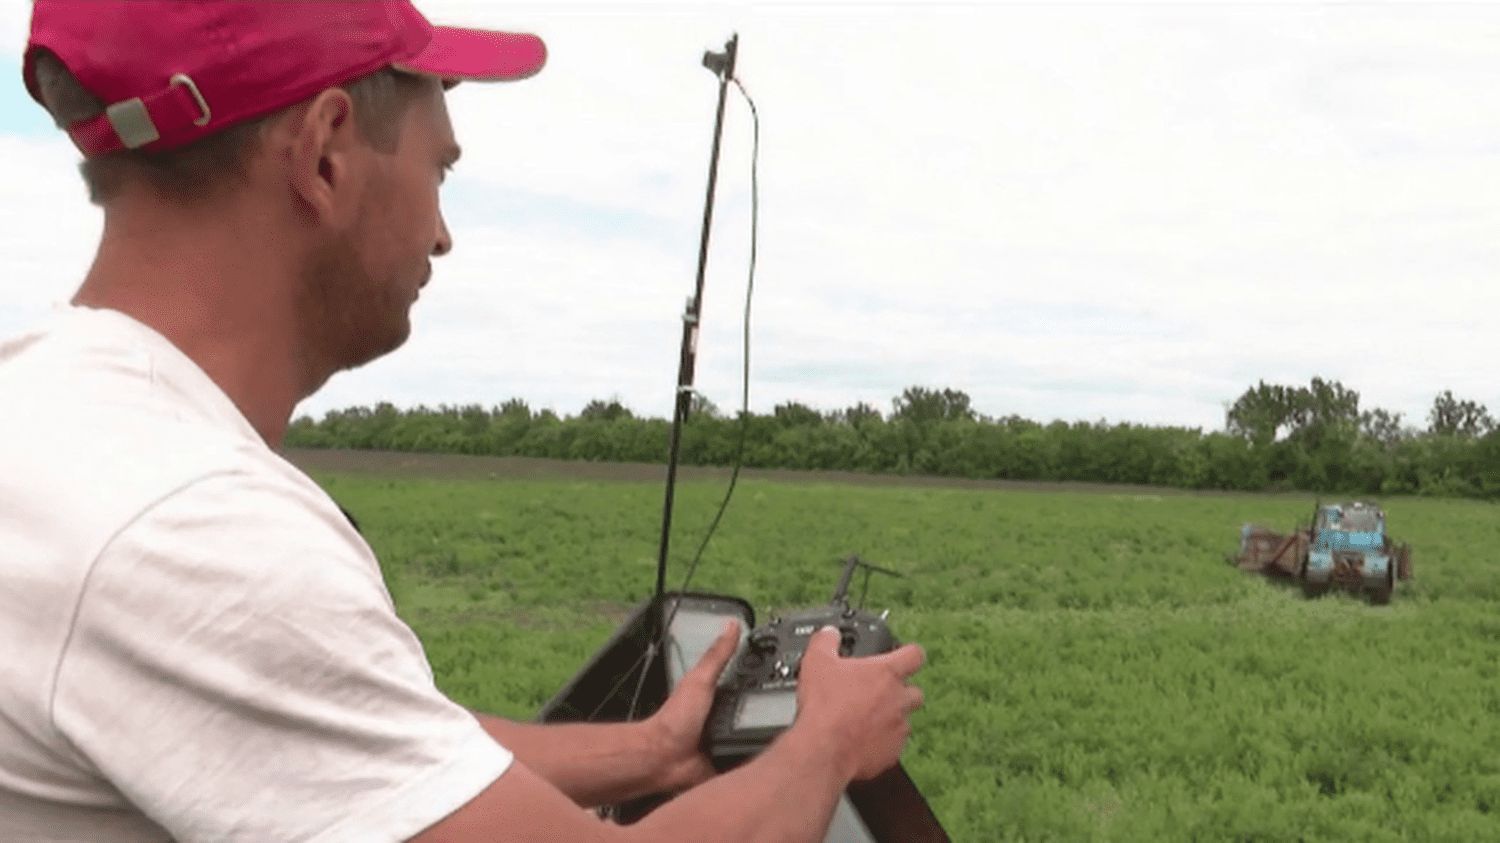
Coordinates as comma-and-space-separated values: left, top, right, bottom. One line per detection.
49, 469, 511, 843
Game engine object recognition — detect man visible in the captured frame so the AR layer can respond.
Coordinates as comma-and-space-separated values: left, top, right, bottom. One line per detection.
0, 2, 926, 841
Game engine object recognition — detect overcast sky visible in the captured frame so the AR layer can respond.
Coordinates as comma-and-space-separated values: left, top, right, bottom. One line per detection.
4, 1, 1500, 432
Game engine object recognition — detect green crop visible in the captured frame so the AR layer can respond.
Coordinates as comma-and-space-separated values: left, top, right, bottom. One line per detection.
306, 458, 1500, 841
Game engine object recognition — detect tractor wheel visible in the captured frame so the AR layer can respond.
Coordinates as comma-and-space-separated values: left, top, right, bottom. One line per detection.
1299, 556, 1323, 598
1369, 564, 1395, 605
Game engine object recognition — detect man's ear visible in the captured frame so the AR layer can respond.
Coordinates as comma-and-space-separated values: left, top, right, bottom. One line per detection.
282, 88, 360, 224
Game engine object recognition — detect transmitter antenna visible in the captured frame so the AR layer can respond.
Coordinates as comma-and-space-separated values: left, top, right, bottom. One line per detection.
655, 34, 739, 598
831, 555, 902, 611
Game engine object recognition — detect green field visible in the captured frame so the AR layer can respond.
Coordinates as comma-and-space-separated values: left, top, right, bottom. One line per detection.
299, 452, 1500, 841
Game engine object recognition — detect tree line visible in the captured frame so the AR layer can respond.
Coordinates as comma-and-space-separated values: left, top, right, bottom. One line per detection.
285, 380, 1500, 500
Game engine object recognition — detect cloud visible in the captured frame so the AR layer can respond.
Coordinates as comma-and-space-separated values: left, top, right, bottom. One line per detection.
3, 3, 1500, 435
0, 136, 101, 329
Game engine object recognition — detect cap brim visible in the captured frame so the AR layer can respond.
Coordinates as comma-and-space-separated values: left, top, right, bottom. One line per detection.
393, 26, 546, 83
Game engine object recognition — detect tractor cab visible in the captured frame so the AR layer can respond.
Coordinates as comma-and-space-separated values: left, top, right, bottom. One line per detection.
1313, 502, 1385, 551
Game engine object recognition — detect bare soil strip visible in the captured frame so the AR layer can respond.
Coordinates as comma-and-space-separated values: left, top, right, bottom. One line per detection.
283, 448, 1253, 497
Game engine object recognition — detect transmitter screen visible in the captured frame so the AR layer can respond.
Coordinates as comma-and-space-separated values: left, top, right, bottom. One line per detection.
735, 689, 798, 729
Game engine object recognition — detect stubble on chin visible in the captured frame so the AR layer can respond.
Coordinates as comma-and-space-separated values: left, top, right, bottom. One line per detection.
295, 232, 411, 386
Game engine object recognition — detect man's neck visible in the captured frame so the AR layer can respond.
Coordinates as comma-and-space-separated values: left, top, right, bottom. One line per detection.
75, 203, 315, 448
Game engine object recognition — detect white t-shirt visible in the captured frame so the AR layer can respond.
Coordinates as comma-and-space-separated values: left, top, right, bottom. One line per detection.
0, 306, 512, 841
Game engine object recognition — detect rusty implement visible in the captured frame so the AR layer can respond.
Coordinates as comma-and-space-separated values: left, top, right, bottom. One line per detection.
1235, 525, 1309, 579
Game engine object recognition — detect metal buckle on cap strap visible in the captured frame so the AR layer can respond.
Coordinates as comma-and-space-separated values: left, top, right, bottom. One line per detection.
76, 72, 214, 155
99, 73, 210, 151
170, 74, 211, 127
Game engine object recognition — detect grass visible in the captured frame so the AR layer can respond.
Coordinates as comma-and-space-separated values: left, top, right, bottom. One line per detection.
307, 463, 1500, 841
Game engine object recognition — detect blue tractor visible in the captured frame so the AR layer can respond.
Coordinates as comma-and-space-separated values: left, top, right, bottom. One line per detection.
1235, 501, 1413, 604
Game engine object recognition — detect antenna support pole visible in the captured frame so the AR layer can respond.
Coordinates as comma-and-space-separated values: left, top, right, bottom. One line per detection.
655, 34, 739, 599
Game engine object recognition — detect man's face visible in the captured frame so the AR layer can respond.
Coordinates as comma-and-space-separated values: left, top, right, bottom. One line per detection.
300, 78, 459, 375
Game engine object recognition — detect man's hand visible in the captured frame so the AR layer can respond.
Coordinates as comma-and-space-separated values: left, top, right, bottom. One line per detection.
645, 620, 742, 793
440, 625, 925, 841
794, 627, 925, 782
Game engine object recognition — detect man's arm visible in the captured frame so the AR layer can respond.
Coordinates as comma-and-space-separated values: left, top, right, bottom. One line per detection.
467, 623, 741, 807
468, 716, 685, 808
416, 716, 849, 843
414, 628, 926, 843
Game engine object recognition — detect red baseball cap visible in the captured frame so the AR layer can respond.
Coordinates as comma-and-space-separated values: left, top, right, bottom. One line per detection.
23, 0, 547, 157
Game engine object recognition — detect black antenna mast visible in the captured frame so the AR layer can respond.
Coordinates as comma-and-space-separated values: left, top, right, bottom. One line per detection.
655, 34, 739, 598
